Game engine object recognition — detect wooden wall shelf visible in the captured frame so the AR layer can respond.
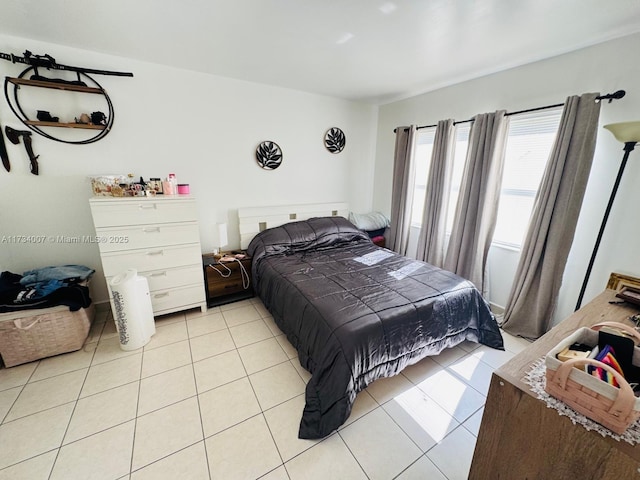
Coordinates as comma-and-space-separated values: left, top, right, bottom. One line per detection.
25, 120, 106, 130
6, 77, 104, 94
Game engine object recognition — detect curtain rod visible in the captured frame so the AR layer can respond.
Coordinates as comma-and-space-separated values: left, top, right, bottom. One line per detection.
393, 90, 626, 133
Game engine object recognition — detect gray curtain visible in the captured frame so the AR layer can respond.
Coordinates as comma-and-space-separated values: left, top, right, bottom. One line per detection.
443, 111, 509, 293
501, 93, 601, 339
388, 125, 417, 255
416, 119, 455, 267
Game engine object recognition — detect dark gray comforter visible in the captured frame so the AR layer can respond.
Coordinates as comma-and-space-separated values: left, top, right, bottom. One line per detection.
247, 216, 503, 439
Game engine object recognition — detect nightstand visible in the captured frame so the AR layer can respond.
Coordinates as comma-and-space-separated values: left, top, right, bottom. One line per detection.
202, 253, 254, 307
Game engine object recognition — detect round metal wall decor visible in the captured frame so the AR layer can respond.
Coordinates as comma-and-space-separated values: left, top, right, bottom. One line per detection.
324, 127, 346, 154
256, 141, 283, 170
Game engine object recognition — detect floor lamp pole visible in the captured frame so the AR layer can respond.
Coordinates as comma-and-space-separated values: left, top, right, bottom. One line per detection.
575, 141, 636, 311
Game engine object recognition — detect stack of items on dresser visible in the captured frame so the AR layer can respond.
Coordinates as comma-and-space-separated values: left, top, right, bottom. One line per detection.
0, 265, 93, 313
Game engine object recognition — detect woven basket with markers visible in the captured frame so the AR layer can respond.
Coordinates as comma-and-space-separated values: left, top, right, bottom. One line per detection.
545, 321, 640, 434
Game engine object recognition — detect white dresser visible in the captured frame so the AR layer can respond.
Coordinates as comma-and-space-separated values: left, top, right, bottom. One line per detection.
89, 196, 207, 316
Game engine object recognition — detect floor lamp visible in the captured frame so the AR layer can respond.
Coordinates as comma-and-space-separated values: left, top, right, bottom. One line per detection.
575, 121, 640, 310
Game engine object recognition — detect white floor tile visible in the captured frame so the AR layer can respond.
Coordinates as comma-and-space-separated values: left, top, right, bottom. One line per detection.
249, 362, 306, 410
0, 403, 74, 469
463, 407, 484, 437
189, 329, 235, 362
198, 377, 261, 437
30, 344, 96, 382
6, 369, 86, 421
340, 408, 422, 480
130, 442, 209, 480
260, 465, 290, 480
144, 321, 188, 351
500, 329, 532, 354
0, 450, 57, 480
205, 415, 281, 480
427, 426, 477, 480
448, 354, 495, 396
81, 354, 142, 398
285, 433, 367, 480
186, 311, 226, 338
221, 303, 262, 327
50, 421, 135, 480
229, 318, 274, 347
132, 397, 203, 470
140, 340, 192, 378
92, 336, 141, 365
263, 394, 319, 462
416, 369, 486, 423
382, 386, 459, 452
471, 344, 515, 369
395, 455, 448, 480
0, 362, 37, 391
0, 387, 21, 423
365, 372, 414, 404
275, 334, 297, 359
238, 337, 289, 375
64, 382, 139, 444
138, 365, 196, 415
432, 345, 467, 367
342, 389, 378, 428
193, 350, 247, 393
401, 355, 443, 384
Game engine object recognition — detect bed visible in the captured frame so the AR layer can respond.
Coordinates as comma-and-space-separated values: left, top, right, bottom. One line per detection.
244, 211, 503, 439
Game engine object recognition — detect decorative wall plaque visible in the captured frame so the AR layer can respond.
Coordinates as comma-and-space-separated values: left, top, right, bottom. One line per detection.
324, 127, 346, 153
256, 141, 283, 170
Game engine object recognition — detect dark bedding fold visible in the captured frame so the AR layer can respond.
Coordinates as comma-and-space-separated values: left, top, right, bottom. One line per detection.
248, 216, 503, 439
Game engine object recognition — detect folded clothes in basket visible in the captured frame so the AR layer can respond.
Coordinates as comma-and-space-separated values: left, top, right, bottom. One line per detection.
0, 267, 93, 313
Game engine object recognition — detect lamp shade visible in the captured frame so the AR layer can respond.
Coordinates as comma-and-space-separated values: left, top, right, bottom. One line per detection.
603, 121, 640, 143
216, 223, 228, 250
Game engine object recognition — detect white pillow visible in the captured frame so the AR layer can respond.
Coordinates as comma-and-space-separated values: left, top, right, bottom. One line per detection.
348, 211, 390, 231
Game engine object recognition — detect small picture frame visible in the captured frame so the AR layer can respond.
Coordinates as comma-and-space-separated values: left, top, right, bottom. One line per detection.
148, 178, 163, 194
616, 286, 640, 306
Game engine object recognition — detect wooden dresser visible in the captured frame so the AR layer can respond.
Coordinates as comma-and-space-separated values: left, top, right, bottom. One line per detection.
89, 196, 207, 316
469, 290, 640, 479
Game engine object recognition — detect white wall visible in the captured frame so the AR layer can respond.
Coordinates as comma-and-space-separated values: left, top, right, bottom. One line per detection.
373, 32, 640, 327
0, 34, 378, 303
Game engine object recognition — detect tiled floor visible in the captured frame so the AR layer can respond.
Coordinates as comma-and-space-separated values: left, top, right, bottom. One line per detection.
0, 298, 530, 480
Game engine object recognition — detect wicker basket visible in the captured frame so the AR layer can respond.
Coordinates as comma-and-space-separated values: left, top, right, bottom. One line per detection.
545, 321, 640, 434
0, 304, 94, 368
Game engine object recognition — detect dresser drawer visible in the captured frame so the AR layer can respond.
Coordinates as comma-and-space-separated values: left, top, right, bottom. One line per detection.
89, 198, 198, 227
96, 222, 200, 252
100, 244, 202, 277
149, 284, 205, 313
106, 264, 203, 292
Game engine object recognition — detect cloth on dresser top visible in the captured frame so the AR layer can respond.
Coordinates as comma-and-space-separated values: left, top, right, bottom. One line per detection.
0, 269, 92, 313
20, 265, 95, 286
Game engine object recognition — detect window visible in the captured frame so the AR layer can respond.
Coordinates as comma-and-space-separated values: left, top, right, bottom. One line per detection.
410, 108, 562, 250
492, 108, 562, 248
410, 128, 435, 226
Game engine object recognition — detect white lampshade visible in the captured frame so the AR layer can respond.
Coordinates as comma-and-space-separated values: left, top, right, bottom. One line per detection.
603, 121, 640, 143
216, 223, 228, 250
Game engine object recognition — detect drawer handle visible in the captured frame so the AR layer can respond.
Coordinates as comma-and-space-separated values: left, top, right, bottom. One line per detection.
148, 271, 168, 277
146, 250, 164, 256
142, 227, 161, 233
139, 204, 157, 210
154, 292, 170, 298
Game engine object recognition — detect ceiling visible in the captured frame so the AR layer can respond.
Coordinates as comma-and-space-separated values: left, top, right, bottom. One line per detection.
1, 0, 640, 104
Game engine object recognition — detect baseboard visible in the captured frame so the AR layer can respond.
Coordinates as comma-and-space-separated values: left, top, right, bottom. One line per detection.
490, 302, 505, 315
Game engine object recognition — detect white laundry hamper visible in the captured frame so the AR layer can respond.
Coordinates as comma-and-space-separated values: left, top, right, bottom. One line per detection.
109, 269, 156, 350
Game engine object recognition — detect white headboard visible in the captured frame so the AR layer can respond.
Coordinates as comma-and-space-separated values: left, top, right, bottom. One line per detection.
238, 202, 349, 249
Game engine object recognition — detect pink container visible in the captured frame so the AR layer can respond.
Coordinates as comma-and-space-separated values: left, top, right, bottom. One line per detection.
177, 184, 190, 194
